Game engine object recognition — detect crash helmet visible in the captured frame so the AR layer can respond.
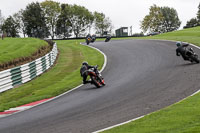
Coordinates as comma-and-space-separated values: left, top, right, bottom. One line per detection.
176, 41, 182, 47
82, 61, 88, 66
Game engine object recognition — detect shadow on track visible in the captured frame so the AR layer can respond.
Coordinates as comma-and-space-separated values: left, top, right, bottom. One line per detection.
176, 63, 199, 67
83, 86, 101, 91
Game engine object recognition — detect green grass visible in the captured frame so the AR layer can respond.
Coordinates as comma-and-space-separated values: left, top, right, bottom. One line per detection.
0, 38, 48, 64
103, 93, 200, 133
0, 40, 104, 111
102, 26, 200, 133
98, 26, 200, 47
146, 26, 200, 46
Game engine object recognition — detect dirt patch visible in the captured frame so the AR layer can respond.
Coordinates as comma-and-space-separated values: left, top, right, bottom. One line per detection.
0, 40, 54, 71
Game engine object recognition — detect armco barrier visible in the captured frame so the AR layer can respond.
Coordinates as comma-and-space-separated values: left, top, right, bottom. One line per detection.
0, 43, 58, 93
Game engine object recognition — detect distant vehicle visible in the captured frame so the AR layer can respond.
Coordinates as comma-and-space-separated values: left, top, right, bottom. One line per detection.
147, 32, 160, 36
86, 37, 91, 45
85, 34, 92, 45
105, 35, 111, 42
91, 35, 96, 43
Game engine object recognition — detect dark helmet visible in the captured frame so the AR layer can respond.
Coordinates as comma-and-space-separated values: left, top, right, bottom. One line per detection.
176, 42, 182, 47
82, 61, 88, 66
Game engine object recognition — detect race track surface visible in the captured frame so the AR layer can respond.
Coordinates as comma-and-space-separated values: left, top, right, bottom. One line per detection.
0, 40, 200, 133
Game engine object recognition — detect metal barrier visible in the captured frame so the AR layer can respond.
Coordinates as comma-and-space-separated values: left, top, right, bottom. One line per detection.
0, 43, 58, 93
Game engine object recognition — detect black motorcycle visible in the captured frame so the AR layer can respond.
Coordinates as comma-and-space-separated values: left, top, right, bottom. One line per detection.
87, 66, 105, 88
105, 35, 111, 42
185, 47, 200, 63
91, 35, 96, 43
86, 37, 91, 45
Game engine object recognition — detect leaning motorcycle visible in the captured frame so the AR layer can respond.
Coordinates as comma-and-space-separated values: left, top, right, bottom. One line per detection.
105, 35, 111, 42
91, 35, 96, 43
185, 47, 200, 63
87, 66, 105, 88
86, 37, 91, 45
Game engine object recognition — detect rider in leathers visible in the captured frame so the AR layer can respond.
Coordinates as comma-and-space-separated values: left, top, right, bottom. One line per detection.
86, 34, 92, 40
80, 61, 96, 84
176, 42, 191, 61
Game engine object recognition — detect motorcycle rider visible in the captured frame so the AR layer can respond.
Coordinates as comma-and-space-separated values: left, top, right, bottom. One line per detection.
105, 34, 111, 42
85, 34, 92, 45
80, 61, 96, 84
91, 34, 96, 42
176, 41, 191, 61
86, 34, 92, 40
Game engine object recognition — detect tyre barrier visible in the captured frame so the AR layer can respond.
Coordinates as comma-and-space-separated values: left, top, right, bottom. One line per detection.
0, 43, 58, 93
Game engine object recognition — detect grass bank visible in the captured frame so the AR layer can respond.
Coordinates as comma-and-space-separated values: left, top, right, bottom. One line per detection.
0, 40, 104, 111
148, 26, 200, 46
0, 38, 48, 64
102, 26, 200, 133
99, 26, 200, 46
0, 38, 49, 70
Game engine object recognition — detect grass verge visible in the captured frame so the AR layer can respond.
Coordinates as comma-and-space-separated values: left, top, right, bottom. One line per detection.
146, 26, 200, 46
0, 38, 48, 64
102, 26, 200, 133
98, 26, 200, 47
0, 40, 104, 111
103, 93, 200, 133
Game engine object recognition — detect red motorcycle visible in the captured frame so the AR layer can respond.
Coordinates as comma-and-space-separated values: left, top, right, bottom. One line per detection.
87, 66, 105, 88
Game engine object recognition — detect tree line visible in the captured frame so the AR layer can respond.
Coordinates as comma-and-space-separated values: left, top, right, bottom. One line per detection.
140, 4, 181, 34
1, 2, 199, 38
141, 3, 200, 34
184, 3, 200, 29
0, 0, 113, 39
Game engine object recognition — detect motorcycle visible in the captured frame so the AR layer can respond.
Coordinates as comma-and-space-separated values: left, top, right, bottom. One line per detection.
105, 35, 111, 42
185, 47, 200, 63
91, 35, 96, 43
87, 66, 105, 88
86, 37, 91, 45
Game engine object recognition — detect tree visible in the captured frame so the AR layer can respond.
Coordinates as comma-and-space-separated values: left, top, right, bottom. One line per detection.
161, 7, 181, 32
184, 3, 200, 28
141, 4, 181, 33
23, 2, 49, 38
141, 5, 164, 33
2, 16, 20, 37
41, 0, 61, 39
94, 11, 113, 36
184, 18, 198, 28
13, 9, 26, 37
197, 3, 200, 22
69, 4, 94, 38
0, 10, 4, 32
56, 4, 72, 39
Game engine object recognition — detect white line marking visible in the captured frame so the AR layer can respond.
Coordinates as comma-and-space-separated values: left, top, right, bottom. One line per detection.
7, 106, 31, 111
81, 43, 107, 73
93, 116, 144, 133
0, 115, 9, 118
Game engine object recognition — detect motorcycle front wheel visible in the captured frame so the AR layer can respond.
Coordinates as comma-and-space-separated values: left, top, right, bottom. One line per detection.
191, 55, 200, 63
91, 76, 101, 88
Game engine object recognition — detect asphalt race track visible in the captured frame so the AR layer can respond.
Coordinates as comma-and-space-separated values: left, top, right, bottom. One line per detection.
1, 40, 200, 133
